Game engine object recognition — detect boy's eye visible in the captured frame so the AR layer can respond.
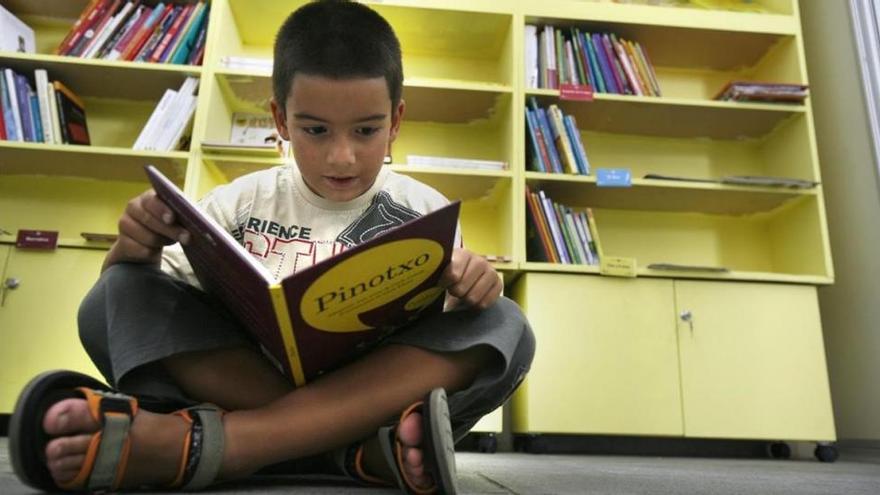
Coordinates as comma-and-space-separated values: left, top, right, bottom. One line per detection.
303, 126, 327, 136
356, 127, 381, 136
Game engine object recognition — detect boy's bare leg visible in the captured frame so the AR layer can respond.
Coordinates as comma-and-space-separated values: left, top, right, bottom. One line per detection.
42, 343, 493, 488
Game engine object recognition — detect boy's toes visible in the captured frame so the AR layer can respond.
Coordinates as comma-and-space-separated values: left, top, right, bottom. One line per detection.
43, 398, 99, 436
47, 452, 87, 483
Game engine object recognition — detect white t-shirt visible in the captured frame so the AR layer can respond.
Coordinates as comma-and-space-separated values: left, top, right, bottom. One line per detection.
161, 164, 458, 287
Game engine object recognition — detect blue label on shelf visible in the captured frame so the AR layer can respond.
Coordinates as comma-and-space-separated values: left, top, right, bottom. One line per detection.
596, 168, 632, 187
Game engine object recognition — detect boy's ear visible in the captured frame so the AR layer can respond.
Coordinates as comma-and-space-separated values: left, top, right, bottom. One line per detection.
388, 99, 405, 144
270, 98, 291, 141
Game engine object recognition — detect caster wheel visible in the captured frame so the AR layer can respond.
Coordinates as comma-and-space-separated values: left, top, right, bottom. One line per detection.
477, 433, 498, 453
814, 444, 838, 463
767, 442, 791, 459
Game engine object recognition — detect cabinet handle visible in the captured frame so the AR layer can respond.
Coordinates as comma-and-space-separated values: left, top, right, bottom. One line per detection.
680, 310, 694, 333
2, 277, 21, 307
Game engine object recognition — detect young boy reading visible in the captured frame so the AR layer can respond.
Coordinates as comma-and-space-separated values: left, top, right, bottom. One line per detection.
9, 1, 534, 494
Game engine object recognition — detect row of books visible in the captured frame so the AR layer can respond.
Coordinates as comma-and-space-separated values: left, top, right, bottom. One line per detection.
525, 25, 661, 96
134, 77, 199, 151
525, 97, 591, 175
526, 188, 603, 265
0, 67, 90, 145
56, 0, 209, 65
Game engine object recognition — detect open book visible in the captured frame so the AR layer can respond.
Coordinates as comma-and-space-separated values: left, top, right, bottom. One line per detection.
145, 165, 460, 386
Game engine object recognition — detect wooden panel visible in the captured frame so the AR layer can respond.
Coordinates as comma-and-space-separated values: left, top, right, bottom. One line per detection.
511, 273, 683, 436
0, 247, 106, 413
674, 280, 836, 440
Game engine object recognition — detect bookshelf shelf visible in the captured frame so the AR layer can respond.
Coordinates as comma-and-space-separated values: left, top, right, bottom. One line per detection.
525, 172, 815, 215
525, 91, 806, 140
0, 141, 187, 183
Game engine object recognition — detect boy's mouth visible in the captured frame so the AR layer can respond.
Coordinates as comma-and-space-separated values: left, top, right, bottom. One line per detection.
324, 176, 357, 188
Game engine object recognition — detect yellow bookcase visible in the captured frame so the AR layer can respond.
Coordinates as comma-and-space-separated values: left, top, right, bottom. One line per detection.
0, 0, 836, 457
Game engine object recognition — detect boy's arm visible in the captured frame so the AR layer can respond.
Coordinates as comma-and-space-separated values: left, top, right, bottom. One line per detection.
441, 247, 503, 310
102, 189, 191, 272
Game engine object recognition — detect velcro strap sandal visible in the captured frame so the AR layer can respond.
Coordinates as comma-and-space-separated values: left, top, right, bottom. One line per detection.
9, 369, 225, 492
338, 388, 458, 494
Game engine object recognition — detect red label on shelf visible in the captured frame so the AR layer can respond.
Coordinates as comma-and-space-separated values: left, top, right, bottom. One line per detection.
559, 84, 594, 101
16, 230, 59, 250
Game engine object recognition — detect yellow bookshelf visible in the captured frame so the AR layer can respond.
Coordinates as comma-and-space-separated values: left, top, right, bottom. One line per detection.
0, 0, 839, 457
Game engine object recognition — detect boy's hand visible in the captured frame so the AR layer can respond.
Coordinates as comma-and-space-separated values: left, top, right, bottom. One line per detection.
103, 189, 190, 270
441, 248, 503, 310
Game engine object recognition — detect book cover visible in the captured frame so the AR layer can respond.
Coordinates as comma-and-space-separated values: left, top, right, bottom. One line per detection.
526, 190, 558, 263
120, 3, 167, 61
169, 3, 208, 65
524, 190, 551, 262
75, 0, 122, 58
0, 70, 21, 141
47, 82, 62, 144
582, 32, 606, 94
0, 4, 35, 54
524, 108, 547, 173
56, 0, 103, 55
146, 165, 461, 386
53, 81, 90, 145
591, 33, 619, 94
13, 74, 34, 142
34, 70, 54, 144
547, 104, 578, 174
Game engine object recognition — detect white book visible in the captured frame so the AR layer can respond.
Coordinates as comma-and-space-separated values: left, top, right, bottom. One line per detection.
546, 26, 557, 88
538, 190, 569, 264
104, 6, 145, 61
149, 77, 199, 150
134, 89, 176, 150
47, 83, 62, 144
34, 70, 54, 144
572, 211, 596, 265
524, 25, 538, 89
3, 69, 23, 142
156, 94, 196, 151
565, 40, 578, 85
0, 4, 35, 53
220, 56, 273, 71
406, 155, 507, 170
83, 1, 135, 59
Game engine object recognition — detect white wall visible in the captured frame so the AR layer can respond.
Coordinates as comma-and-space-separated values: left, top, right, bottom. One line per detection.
800, 0, 880, 442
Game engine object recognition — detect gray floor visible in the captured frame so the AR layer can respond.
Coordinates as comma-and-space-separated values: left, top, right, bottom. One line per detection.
2, 438, 879, 494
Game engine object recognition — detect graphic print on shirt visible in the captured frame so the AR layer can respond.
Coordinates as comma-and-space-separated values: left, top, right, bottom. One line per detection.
336, 191, 421, 247
240, 192, 422, 280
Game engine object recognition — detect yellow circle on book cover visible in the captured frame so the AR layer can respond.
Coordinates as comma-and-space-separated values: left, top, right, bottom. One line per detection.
301, 239, 445, 333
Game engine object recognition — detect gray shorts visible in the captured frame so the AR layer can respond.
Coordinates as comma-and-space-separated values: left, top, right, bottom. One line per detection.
78, 263, 535, 440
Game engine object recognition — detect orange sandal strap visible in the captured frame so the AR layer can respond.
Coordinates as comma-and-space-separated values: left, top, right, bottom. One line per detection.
56, 388, 138, 492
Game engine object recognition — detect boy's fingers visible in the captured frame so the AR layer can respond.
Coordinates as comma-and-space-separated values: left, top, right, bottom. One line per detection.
118, 215, 175, 249
125, 194, 187, 243
141, 190, 176, 225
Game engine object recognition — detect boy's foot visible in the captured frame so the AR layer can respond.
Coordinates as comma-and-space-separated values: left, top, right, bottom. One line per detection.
42, 398, 190, 488
362, 410, 433, 490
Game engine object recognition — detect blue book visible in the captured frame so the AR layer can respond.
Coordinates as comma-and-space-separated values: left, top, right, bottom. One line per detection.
528, 97, 563, 173
170, 4, 209, 64
0, 70, 19, 141
29, 92, 43, 143
525, 108, 547, 172
591, 33, 619, 94
14, 74, 34, 142
564, 115, 591, 175
581, 31, 605, 93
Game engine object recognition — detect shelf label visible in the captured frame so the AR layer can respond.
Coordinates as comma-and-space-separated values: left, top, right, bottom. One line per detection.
16, 230, 58, 250
596, 168, 632, 187
600, 256, 637, 278
559, 83, 594, 101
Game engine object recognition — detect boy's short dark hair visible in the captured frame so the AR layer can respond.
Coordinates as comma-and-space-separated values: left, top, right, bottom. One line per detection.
273, 0, 404, 111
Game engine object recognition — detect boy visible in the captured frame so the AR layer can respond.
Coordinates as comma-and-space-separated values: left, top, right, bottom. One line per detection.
9, 1, 534, 493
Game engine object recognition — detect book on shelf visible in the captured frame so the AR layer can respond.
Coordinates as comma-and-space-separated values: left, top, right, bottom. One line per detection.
220, 56, 273, 73
525, 187, 601, 265
200, 141, 281, 157
57, 1, 209, 65
229, 112, 279, 145
405, 155, 507, 171
525, 24, 661, 96
525, 97, 591, 175
134, 76, 198, 151
714, 81, 808, 103
146, 164, 461, 386
646, 263, 730, 273
0, 67, 89, 144
0, 4, 35, 54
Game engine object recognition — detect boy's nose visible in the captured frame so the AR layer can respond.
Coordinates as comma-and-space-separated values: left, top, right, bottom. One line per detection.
327, 137, 356, 166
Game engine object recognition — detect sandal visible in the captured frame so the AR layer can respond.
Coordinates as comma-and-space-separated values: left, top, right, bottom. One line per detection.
338, 388, 458, 494
8, 370, 225, 492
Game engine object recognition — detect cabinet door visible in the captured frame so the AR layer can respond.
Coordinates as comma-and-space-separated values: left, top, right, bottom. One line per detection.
0, 247, 106, 413
511, 273, 683, 436
675, 280, 835, 441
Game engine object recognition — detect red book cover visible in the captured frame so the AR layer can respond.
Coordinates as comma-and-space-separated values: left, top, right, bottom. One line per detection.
146, 165, 460, 386
526, 189, 558, 263
601, 33, 630, 95
109, 5, 150, 58
70, 0, 121, 57
57, 0, 104, 55
134, 5, 178, 61
122, 4, 172, 61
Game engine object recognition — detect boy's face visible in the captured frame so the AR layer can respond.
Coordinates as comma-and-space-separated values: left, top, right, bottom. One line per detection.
271, 74, 404, 202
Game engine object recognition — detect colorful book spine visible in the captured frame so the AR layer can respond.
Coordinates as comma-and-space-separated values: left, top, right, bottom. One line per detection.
525, 189, 557, 262
0, 70, 20, 141
564, 115, 591, 175
170, 3, 208, 64
14, 74, 34, 142
524, 109, 547, 173
582, 32, 605, 93
547, 104, 578, 174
